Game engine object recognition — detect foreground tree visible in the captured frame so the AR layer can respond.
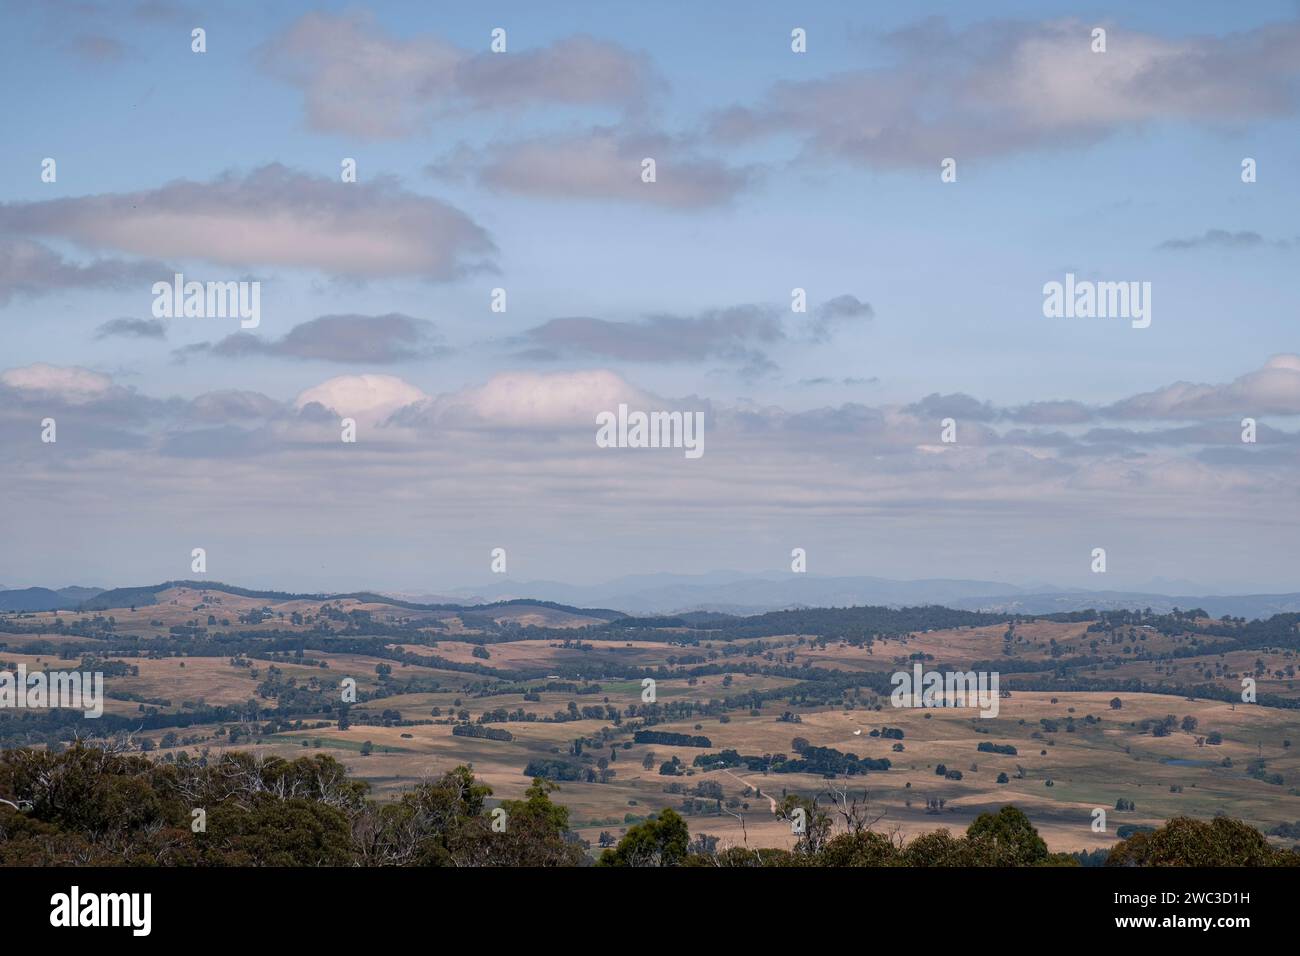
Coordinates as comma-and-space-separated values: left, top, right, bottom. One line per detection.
964, 805, 1051, 865
4, 745, 1295, 868
598, 808, 689, 866
1107, 816, 1300, 867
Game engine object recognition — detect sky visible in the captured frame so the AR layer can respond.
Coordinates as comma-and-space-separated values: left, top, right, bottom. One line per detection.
1, 0, 1298, 595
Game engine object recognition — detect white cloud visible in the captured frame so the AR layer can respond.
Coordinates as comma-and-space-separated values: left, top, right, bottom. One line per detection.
295, 374, 430, 424
1105, 353, 1300, 419
429, 369, 653, 428
714, 18, 1300, 167
0, 363, 113, 403
0, 164, 494, 280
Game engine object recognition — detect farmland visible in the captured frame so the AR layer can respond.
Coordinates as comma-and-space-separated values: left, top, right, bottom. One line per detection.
2, 582, 1298, 856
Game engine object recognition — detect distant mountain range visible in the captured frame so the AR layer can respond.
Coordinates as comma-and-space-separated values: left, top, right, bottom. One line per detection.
0, 586, 106, 611
423, 572, 1300, 620
424, 572, 1025, 615
2, 573, 1299, 620
943, 591, 1300, 619
0, 580, 625, 621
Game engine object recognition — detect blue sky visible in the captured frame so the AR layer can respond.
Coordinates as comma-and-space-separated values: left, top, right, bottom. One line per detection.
1, 1, 1298, 594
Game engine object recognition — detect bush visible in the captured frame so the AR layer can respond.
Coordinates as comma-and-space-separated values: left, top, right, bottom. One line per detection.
816, 831, 898, 867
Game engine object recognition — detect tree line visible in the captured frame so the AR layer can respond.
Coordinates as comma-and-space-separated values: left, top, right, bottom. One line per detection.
3, 744, 1296, 867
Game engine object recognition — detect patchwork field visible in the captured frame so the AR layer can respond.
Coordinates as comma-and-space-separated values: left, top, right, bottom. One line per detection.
3, 583, 1298, 857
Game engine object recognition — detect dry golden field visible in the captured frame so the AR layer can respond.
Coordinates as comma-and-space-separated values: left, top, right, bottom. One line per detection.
4, 586, 1298, 855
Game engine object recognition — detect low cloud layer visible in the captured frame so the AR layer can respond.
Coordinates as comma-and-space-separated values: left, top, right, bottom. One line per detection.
6, 354, 1294, 460
3, 356, 1296, 589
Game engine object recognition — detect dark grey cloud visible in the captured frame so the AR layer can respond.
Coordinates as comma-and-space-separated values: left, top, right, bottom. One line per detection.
296, 401, 339, 424
0, 368, 176, 428
729, 352, 780, 381
782, 403, 887, 435
1157, 229, 1290, 251
95, 317, 166, 340
807, 294, 873, 342
186, 390, 285, 422
0, 238, 170, 305
0, 365, 290, 464
515, 295, 866, 376
798, 375, 880, 387
519, 305, 783, 365
1005, 400, 1094, 425
904, 392, 999, 422
178, 314, 444, 364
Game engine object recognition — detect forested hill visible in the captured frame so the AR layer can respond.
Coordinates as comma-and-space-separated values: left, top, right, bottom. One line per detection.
598, 605, 1008, 640
73, 580, 625, 620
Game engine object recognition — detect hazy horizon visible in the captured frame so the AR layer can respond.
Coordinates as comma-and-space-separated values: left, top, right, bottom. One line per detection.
5, 568, 1296, 605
